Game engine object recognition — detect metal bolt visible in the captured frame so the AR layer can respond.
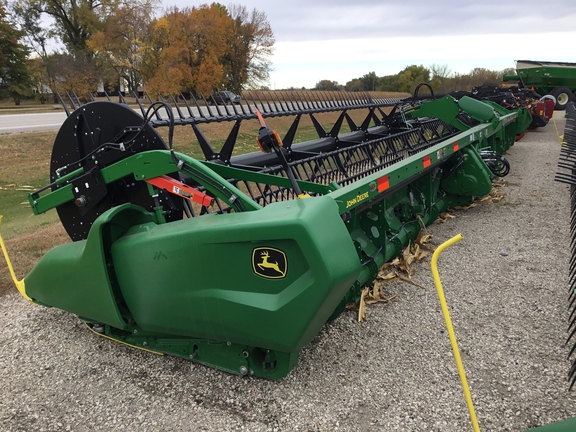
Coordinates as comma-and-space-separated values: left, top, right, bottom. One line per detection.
239, 366, 248, 376
242, 350, 250, 358
142, 341, 147, 346
227, 341, 232, 346
133, 329, 138, 334
74, 196, 86, 207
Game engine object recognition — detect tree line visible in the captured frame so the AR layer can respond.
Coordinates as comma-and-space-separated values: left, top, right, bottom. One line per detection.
0, 0, 274, 104
315, 64, 516, 95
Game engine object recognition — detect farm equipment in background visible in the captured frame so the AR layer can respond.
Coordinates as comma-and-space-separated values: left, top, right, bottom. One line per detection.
504, 60, 576, 110
406, 83, 543, 139
450, 85, 553, 133
2, 89, 528, 379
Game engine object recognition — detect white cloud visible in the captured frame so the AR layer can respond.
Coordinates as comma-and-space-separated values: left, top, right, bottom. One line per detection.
162, 1, 576, 89
267, 32, 576, 88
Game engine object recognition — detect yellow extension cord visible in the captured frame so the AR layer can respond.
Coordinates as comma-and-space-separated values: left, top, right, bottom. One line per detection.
431, 234, 480, 432
552, 113, 565, 146
0, 215, 33, 303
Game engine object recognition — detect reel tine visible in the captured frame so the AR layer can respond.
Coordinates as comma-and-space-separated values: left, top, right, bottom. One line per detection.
178, 92, 195, 118
569, 316, 576, 334
287, 91, 300, 111
229, 97, 241, 116
310, 91, 324, 110
65, 91, 77, 111
190, 94, 206, 120
169, 93, 185, 120
245, 91, 256, 116
269, 91, 281, 113
256, 92, 269, 114
145, 93, 162, 120
155, 93, 167, 120
566, 321, 576, 346
302, 90, 315, 110
568, 303, 576, 322
133, 91, 147, 118
71, 91, 82, 107
569, 371, 576, 392
237, 93, 249, 116
221, 97, 233, 117
56, 93, 70, 117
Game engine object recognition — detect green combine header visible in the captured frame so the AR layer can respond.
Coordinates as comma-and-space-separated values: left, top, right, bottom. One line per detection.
1, 89, 530, 379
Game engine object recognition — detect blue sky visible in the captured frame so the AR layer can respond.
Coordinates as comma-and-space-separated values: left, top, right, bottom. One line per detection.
167, 1, 576, 89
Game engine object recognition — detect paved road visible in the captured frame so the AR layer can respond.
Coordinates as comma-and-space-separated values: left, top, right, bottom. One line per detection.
0, 105, 230, 134
0, 95, 400, 134
0, 111, 67, 133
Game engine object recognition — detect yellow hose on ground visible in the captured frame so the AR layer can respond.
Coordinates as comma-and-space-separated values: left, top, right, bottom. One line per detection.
552, 114, 564, 146
0, 215, 33, 303
431, 234, 480, 432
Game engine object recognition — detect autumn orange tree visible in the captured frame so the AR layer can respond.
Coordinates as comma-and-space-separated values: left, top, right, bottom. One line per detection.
142, 4, 232, 95
141, 3, 274, 96
9, 0, 274, 98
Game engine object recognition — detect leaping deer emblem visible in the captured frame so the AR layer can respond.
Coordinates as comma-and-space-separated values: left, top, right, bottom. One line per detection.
257, 250, 286, 277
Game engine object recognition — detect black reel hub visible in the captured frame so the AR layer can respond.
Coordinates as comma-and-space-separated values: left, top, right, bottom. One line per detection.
50, 101, 184, 241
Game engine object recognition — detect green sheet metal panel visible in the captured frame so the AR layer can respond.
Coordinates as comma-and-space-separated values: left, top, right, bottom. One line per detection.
24, 205, 155, 329
111, 195, 361, 353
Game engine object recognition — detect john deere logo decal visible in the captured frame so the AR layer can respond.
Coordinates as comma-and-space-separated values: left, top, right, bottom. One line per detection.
252, 247, 287, 279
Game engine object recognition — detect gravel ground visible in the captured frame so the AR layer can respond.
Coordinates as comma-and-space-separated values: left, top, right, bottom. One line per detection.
1, 115, 575, 431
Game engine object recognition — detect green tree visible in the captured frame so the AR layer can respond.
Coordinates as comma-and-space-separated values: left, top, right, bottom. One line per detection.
87, 0, 156, 94
28, 56, 50, 103
428, 64, 451, 93
10, 0, 53, 59
345, 78, 364, 92
314, 79, 339, 91
0, 4, 33, 104
360, 71, 378, 92
469, 67, 501, 85
224, 4, 274, 92
377, 74, 399, 92
12, 0, 105, 56
11, 0, 156, 94
396, 65, 431, 94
